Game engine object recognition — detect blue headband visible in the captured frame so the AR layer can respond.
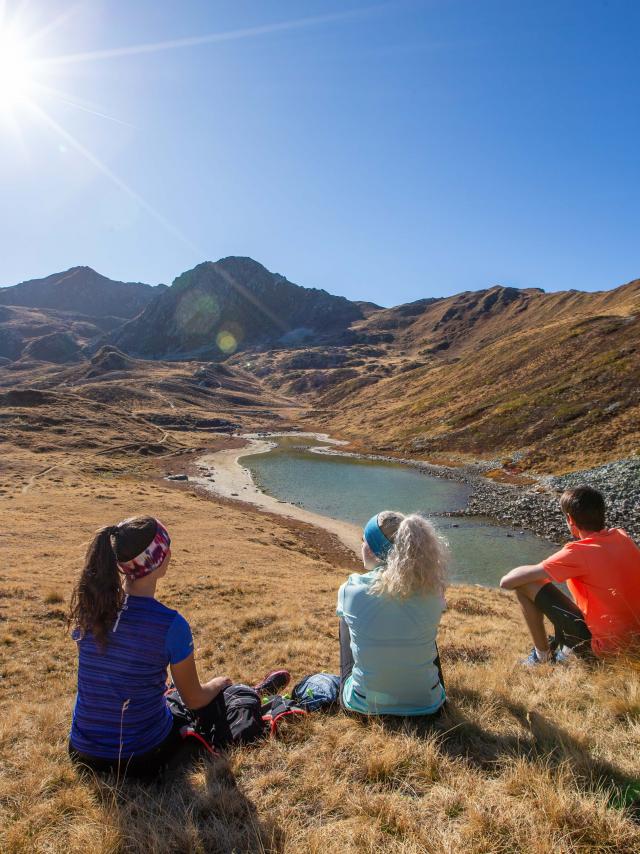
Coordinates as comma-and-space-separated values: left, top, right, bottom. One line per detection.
363, 514, 394, 560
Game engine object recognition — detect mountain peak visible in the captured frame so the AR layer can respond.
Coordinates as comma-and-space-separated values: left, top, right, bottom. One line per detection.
486, 283, 546, 295
112, 258, 363, 359
69, 265, 97, 274
0, 267, 160, 319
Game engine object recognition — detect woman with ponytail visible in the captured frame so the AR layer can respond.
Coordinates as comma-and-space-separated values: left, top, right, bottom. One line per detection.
68, 517, 289, 778
336, 511, 448, 716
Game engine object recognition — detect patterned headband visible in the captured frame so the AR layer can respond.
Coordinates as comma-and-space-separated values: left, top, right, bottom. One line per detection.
116, 521, 171, 580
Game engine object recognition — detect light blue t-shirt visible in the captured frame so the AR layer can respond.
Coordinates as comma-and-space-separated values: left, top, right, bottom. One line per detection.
337, 569, 446, 716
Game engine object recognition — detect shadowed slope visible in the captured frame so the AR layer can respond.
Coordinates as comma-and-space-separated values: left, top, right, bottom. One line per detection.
0, 266, 164, 319
0, 305, 127, 365
110, 257, 363, 359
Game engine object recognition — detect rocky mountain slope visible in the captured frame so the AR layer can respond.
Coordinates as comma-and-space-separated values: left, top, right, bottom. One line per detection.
109, 257, 363, 359
0, 266, 164, 318
0, 267, 166, 367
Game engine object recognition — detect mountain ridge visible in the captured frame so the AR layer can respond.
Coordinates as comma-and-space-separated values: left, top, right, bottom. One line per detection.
109, 256, 363, 359
1, 257, 638, 472
0, 266, 165, 319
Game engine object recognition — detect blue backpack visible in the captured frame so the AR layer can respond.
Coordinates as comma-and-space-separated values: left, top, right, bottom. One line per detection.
292, 673, 340, 711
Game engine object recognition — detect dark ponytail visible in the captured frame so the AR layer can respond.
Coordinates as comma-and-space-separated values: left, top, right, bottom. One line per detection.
68, 516, 157, 648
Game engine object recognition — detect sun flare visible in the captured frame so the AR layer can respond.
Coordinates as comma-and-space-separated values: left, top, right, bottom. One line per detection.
0, 28, 35, 112
0, 2, 364, 255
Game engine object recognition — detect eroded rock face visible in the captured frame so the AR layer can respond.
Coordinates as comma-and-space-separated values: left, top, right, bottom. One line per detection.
110, 257, 363, 359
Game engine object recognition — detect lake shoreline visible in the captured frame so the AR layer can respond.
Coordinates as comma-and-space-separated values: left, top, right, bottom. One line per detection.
192, 432, 640, 546
307, 444, 567, 544
191, 432, 557, 558
307, 446, 640, 544
191, 437, 362, 554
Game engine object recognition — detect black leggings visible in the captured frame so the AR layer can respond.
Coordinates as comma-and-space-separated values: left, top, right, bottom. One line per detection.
338, 618, 445, 712
69, 690, 232, 780
534, 584, 592, 655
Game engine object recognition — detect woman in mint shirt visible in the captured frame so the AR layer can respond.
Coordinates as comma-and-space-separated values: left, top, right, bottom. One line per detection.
337, 511, 448, 716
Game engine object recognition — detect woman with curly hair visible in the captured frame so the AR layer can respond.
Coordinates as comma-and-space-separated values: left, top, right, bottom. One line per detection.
337, 511, 448, 716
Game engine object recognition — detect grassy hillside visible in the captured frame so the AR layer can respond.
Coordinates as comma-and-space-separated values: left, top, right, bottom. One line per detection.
238, 280, 640, 472
1, 432, 639, 853
3, 271, 638, 473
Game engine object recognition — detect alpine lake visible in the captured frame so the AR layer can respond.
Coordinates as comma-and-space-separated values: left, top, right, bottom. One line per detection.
242, 435, 556, 587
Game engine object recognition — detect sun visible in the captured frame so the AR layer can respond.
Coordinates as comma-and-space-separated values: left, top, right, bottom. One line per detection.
0, 27, 34, 113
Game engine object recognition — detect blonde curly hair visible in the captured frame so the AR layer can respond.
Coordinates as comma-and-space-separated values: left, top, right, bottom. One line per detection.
369, 511, 449, 598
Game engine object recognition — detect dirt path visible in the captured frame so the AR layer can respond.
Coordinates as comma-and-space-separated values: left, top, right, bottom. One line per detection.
21, 457, 76, 493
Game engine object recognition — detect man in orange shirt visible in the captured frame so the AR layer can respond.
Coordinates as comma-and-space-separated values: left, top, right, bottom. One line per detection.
500, 486, 640, 664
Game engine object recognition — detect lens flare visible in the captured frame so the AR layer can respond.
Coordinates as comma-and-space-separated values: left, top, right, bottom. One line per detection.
216, 330, 238, 354
175, 291, 220, 336
217, 321, 243, 354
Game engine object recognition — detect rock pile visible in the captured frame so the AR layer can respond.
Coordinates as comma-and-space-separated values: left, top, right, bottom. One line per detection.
466, 458, 640, 543
546, 459, 640, 540
465, 481, 567, 543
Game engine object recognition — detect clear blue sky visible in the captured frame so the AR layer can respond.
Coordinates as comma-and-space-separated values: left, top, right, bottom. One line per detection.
0, 0, 638, 305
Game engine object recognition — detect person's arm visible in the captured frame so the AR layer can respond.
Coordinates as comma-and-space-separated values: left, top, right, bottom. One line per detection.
499, 564, 548, 590
170, 653, 231, 710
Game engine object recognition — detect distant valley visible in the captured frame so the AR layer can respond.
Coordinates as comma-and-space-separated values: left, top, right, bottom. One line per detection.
1, 257, 638, 473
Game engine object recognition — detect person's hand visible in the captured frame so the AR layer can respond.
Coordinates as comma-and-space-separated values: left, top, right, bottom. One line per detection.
207, 675, 232, 695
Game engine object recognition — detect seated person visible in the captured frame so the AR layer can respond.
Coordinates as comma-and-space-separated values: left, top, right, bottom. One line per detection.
337, 510, 448, 716
500, 486, 640, 664
68, 516, 289, 778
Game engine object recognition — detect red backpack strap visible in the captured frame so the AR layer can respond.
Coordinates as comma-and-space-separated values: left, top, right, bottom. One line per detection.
179, 725, 220, 757
262, 696, 307, 737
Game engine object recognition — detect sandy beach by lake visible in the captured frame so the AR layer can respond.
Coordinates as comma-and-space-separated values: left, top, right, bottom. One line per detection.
193, 436, 362, 554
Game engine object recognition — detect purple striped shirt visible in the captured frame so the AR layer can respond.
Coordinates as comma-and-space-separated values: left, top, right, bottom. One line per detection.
70, 595, 193, 759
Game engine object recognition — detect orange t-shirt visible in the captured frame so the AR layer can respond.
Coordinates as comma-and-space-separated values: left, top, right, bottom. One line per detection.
542, 528, 640, 656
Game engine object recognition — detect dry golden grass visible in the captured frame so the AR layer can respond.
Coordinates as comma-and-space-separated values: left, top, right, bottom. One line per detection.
1, 454, 640, 853
242, 281, 640, 472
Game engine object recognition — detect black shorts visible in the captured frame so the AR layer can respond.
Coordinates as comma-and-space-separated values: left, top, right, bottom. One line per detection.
534, 583, 592, 654
69, 690, 231, 780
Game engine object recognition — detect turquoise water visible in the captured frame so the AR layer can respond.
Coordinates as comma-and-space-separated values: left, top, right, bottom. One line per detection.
243, 436, 556, 587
